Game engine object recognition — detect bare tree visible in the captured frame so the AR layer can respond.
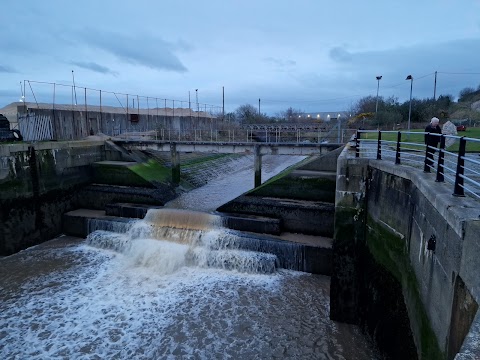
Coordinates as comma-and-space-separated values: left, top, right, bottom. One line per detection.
235, 104, 258, 124
276, 107, 304, 122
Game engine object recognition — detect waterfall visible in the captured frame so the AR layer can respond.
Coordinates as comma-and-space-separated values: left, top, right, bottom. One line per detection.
87, 208, 279, 274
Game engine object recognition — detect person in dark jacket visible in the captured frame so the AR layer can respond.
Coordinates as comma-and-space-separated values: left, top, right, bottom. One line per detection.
424, 117, 442, 172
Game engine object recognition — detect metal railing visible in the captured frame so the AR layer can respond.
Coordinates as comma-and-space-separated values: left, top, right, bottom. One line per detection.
114, 127, 357, 144
354, 130, 480, 199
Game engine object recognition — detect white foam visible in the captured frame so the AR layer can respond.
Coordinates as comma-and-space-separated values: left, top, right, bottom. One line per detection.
122, 238, 190, 275
0, 242, 379, 359
86, 209, 277, 275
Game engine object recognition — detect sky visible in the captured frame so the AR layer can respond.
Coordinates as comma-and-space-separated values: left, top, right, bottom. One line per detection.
1, 0, 480, 115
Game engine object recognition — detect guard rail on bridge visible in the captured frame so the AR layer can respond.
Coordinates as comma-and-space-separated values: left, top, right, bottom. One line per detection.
354, 130, 480, 199
114, 127, 356, 144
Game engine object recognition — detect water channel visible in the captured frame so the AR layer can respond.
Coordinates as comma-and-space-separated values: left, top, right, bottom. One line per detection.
0, 155, 379, 359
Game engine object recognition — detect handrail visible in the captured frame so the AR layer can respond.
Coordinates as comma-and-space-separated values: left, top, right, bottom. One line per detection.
355, 130, 480, 200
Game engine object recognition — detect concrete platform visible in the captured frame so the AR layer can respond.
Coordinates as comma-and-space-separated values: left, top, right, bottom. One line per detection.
62, 209, 132, 238
217, 195, 335, 237
105, 202, 163, 219
220, 212, 282, 235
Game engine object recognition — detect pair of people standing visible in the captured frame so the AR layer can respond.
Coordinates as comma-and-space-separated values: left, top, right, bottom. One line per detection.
424, 117, 442, 172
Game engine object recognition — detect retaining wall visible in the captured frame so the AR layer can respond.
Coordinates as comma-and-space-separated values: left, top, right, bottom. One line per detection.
0, 141, 112, 255
331, 144, 480, 360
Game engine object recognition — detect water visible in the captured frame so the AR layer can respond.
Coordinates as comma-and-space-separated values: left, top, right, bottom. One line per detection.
166, 154, 307, 211
86, 209, 279, 275
0, 155, 380, 359
0, 237, 378, 359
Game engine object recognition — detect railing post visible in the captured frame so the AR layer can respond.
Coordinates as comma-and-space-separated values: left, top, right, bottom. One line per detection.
395, 131, 401, 164
436, 135, 445, 182
453, 137, 466, 197
376, 130, 382, 160
254, 144, 262, 187
424, 133, 431, 172
355, 130, 360, 158
170, 143, 180, 185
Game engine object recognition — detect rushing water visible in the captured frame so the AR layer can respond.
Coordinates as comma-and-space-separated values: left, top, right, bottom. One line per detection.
166, 155, 306, 212
0, 155, 380, 359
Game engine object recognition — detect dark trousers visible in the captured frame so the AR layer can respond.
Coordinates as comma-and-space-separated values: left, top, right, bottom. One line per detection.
424, 146, 436, 172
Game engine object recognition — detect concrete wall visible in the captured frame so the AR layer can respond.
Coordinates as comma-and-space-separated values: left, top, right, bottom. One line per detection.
19, 108, 220, 140
0, 141, 112, 255
331, 144, 480, 360
218, 195, 335, 237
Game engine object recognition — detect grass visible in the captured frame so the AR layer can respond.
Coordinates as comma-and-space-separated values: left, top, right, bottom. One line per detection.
359, 127, 480, 152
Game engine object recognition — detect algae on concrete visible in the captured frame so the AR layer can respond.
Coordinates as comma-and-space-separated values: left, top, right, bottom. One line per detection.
366, 218, 444, 360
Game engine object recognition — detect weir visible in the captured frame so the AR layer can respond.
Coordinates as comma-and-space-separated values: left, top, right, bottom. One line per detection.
85, 208, 330, 274
114, 139, 341, 186
87, 208, 279, 274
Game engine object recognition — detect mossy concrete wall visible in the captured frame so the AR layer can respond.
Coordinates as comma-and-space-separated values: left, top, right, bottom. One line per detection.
0, 141, 115, 255
331, 145, 480, 360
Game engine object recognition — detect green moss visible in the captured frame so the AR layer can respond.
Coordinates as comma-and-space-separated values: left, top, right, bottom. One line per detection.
130, 160, 171, 183
92, 163, 152, 187
245, 156, 317, 196
366, 218, 444, 360
256, 156, 314, 188
250, 176, 336, 202
0, 179, 28, 197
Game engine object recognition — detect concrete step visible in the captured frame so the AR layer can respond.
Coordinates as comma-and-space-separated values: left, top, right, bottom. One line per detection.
220, 212, 282, 235
105, 202, 163, 219
77, 184, 174, 210
62, 209, 133, 238
217, 196, 335, 237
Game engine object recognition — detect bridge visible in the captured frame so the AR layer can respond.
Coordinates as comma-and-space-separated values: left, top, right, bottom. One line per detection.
112, 139, 343, 186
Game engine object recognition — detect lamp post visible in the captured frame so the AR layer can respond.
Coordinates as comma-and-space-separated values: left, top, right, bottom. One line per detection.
195, 89, 199, 122
406, 75, 413, 132
195, 89, 198, 111
337, 114, 341, 143
375, 75, 382, 129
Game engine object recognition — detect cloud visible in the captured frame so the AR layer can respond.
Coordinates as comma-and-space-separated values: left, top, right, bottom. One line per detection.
70, 61, 118, 76
329, 47, 353, 62
263, 57, 296, 69
0, 65, 16, 73
79, 30, 189, 73
323, 38, 480, 98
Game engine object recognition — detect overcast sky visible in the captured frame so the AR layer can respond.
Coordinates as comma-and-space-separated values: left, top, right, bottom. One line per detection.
1, 0, 480, 115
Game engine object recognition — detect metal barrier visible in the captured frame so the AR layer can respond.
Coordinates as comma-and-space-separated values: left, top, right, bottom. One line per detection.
354, 130, 480, 200
114, 127, 356, 144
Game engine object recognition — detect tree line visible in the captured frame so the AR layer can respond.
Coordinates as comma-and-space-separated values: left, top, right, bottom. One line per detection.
226, 85, 480, 128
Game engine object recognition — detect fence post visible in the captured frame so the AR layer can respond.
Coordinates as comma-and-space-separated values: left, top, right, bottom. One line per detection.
436, 135, 445, 182
376, 130, 382, 160
423, 133, 435, 172
355, 130, 360, 158
453, 137, 466, 196
395, 131, 401, 164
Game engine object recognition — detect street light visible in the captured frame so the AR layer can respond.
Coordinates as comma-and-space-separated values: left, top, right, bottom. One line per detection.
195, 89, 199, 121
195, 89, 198, 111
337, 114, 341, 143
375, 75, 382, 129
406, 75, 413, 132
